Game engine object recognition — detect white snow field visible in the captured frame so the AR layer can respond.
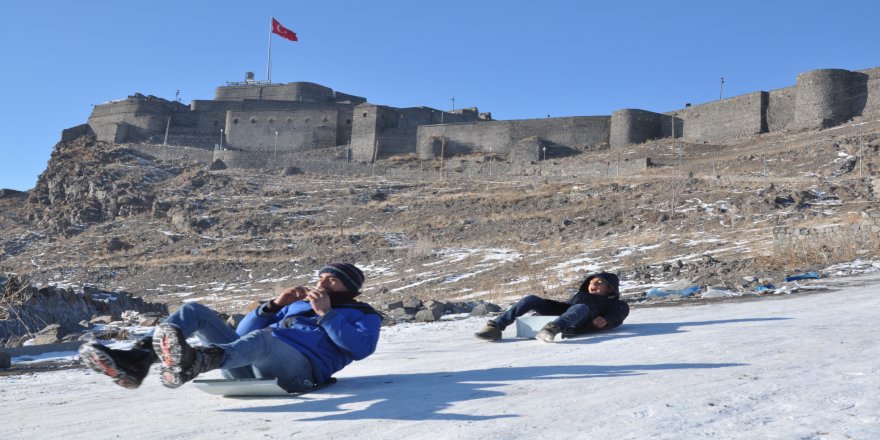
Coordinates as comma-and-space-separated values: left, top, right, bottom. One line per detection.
1, 276, 878, 439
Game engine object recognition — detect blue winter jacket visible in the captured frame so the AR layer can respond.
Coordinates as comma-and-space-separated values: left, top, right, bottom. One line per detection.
236, 300, 382, 384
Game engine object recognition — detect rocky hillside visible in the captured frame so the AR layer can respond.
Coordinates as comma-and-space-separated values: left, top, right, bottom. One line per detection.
2, 120, 880, 317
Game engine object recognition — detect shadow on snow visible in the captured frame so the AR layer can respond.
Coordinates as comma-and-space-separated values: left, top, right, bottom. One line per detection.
218, 317, 782, 420
223, 363, 745, 420
559, 317, 793, 345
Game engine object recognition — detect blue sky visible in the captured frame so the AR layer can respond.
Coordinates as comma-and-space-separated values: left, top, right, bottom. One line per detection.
1, 0, 878, 190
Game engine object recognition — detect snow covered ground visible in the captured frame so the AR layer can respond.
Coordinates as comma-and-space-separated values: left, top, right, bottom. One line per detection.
1, 275, 879, 439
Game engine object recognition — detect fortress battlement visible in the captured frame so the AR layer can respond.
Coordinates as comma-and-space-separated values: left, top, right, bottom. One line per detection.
77, 66, 880, 169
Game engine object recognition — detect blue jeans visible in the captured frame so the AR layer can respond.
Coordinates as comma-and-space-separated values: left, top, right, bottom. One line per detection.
161, 303, 315, 390
492, 295, 595, 331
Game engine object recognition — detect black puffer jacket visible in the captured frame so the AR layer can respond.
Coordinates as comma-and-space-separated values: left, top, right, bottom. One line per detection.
565, 275, 630, 332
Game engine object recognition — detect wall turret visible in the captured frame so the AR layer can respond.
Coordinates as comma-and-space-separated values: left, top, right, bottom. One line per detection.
610, 109, 669, 148
794, 69, 867, 129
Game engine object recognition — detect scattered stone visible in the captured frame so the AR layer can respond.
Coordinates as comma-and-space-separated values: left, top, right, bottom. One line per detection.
402, 297, 423, 312
282, 166, 303, 176
138, 315, 162, 327
470, 302, 502, 316
31, 323, 87, 345
415, 308, 441, 322
89, 315, 117, 325
208, 159, 228, 170
107, 237, 134, 252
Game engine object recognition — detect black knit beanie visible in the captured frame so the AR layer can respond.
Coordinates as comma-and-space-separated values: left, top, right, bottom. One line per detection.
318, 263, 365, 293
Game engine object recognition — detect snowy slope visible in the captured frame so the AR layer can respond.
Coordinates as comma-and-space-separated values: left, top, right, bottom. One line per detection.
1, 276, 878, 439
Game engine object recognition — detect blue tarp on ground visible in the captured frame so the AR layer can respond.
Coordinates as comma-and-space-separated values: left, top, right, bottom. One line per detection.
784, 271, 821, 282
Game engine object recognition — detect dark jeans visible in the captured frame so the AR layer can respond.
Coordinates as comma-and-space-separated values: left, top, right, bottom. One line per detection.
492, 295, 596, 331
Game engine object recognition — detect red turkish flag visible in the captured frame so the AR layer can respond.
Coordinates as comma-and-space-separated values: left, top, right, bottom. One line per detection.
272, 18, 298, 42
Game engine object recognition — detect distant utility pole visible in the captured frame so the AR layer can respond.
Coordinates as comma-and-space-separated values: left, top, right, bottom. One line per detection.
451, 97, 455, 111
763, 144, 767, 177
163, 116, 171, 146
859, 132, 863, 178
488, 146, 493, 177
719, 77, 725, 99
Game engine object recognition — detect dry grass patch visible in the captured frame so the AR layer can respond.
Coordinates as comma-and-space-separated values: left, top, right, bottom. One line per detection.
762, 227, 877, 268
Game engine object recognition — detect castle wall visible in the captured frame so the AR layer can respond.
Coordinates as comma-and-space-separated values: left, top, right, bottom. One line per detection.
192, 111, 228, 137
215, 82, 335, 102
187, 100, 355, 139
214, 82, 365, 104
773, 211, 880, 251
610, 109, 668, 147
81, 66, 880, 171
225, 108, 339, 152
794, 69, 864, 129
88, 97, 180, 143
60, 124, 94, 143
334, 91, 367, 105
377, 126, 419, 157
673, 92, 766, 143
416, 116, 609, 160
348, 106, 484, 160
350, 105, 381, 162
510, 117, 610, 148
336, 108, 354, 146
127, 144, 215, 163
766, 86, 796, 132
856, 67, 880, 119
190, 100, 245, 112
417, 122, 514, 159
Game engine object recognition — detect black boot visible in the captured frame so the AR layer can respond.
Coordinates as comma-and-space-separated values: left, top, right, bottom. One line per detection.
79, 337, 157, 389
153, 324, 225, 388
474, 320, 503, 341
536, 322, 562, 343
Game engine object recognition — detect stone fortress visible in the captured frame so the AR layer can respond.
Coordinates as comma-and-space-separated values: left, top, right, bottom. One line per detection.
67, 66, 880, 171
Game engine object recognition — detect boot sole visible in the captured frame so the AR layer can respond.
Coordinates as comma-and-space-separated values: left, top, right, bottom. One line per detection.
474, 332, 501, 341
535, 330, 557, 343
152, 324, 186, 388
78, 343, 142, 389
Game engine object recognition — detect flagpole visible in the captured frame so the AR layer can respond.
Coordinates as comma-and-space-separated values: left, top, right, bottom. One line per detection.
267, 17, 273, 84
